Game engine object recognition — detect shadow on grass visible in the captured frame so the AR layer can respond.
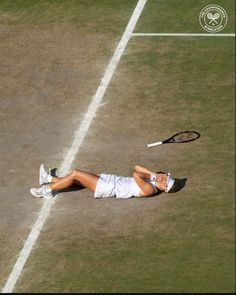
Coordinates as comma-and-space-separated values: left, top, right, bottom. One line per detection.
170, 177, 188, 193
152, 178, 187, 198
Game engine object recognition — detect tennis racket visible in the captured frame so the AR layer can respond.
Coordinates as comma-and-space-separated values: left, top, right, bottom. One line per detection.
147, 131, 200, 148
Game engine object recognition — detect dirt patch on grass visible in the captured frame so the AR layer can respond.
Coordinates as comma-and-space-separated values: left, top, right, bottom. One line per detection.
0, 21, 117, 289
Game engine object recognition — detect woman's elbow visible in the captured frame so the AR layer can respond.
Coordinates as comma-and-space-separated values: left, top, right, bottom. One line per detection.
133, 171, 138, 178
134, 165, 141, 171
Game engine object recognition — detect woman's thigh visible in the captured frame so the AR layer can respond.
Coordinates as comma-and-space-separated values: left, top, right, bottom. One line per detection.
73, 169, 99, 192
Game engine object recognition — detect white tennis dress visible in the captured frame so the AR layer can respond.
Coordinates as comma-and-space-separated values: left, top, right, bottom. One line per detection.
94, 174, 157, 199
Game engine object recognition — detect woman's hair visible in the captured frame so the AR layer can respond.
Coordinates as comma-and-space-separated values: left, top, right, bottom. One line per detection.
156, 171, 166, 174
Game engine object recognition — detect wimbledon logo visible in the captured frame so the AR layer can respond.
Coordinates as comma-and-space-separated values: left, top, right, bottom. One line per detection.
199, 4, 228, 33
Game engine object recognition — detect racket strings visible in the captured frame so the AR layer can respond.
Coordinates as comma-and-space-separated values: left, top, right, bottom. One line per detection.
172, 132, 199, 142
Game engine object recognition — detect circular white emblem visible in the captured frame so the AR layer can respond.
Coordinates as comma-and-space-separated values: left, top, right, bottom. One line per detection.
199, 4, 228, 33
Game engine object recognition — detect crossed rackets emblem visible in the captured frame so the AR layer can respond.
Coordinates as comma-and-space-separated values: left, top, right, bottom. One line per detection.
207, 12, 220, 24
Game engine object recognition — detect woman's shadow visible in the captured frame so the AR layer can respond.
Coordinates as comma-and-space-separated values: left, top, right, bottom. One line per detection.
170, 177, 188, 193
153, 177, 188, 197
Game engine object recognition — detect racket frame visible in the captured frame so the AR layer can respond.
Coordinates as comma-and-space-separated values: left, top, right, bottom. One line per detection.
147, 131, 200, 148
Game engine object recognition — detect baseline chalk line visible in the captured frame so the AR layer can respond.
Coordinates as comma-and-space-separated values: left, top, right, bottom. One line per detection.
132, 32, 235, 37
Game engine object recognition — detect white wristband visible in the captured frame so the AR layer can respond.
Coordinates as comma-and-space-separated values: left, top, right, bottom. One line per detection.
150, 174, 157, 181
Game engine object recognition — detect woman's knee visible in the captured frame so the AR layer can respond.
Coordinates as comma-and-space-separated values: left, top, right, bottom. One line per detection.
71, 169, 81, 179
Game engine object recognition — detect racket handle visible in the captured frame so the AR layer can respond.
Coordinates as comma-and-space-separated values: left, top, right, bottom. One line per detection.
147, 141, 163, 148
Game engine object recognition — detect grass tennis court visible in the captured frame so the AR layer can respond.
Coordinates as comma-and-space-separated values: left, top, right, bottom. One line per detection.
0, 0, 235, 292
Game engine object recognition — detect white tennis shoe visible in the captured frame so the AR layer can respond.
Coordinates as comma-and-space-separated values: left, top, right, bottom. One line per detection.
39, 163, 51, 185
30, 185, 53, 199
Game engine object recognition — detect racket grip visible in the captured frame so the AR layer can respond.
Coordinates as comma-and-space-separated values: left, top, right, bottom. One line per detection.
147, 141, 163, 148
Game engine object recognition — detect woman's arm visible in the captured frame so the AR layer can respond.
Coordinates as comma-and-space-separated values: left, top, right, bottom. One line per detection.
134, 165, 157, 181
133, 166, 156, 197
134, 165, 156, 175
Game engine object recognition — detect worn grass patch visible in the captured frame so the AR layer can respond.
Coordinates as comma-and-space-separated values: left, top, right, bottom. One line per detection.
0, 0, 136, 35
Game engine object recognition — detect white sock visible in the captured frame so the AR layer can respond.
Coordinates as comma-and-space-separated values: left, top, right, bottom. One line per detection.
47, 174, 52, 183
45, 185, 52, 192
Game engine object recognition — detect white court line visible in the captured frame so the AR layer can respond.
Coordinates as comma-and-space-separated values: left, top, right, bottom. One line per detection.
132, 32, 235, 37
1, 0, 147, 293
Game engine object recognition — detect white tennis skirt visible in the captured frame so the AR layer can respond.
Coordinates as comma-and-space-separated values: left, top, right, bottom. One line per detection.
94, 174, 116, 198
94, 174, 141, 199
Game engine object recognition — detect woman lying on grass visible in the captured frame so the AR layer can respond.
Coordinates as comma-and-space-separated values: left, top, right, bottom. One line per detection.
30, 164, 175, 199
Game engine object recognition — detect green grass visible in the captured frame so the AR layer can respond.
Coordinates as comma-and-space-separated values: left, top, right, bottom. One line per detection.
135, 0, 235, 33
16, 227, 235, 292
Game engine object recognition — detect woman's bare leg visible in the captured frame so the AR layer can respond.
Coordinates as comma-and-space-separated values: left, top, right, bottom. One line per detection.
50, 176, 65, 183
49, 169, 99, 192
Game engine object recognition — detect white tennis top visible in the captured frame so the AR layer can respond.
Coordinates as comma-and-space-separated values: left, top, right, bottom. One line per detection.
94, 174, 158, 199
